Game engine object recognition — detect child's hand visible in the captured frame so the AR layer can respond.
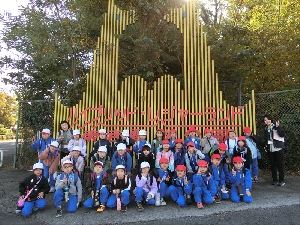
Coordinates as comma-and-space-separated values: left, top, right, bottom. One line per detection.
246, 190, 251, 196
157, 177, 161, 182
62, 175, 67, 184
166, 176, 170, 182
37, 192, 44, 199
32, 136, 36, 143
225, 158, 230, 164
112, 171, 116, 176
232, 168, 236, 176
276, 121, 280, 127
91, 190, 94, 198
59, 135, 63, 140
19, 195, 25, 199
184, 176, 188, 185
189, 170, 193, 174
133, 142, 138, 147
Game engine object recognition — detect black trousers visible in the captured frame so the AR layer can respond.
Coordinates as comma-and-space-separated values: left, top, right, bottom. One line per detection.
270, 149, 284, 182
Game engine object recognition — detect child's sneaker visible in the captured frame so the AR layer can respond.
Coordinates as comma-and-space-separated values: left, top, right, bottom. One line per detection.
32, 206, 39, 212
136, 202, 144, 212
277, 182, 285, 186
56, 209, 62, 217
96, 205, 105, 212
253, 176, 258, 183
15, 209, 22, 214
121, 204, 127, 212
214, 196, 221, 204
160, 198, 167, 206
197, 202, 204, 209
186, 195, 192, 205
272, 181, 278, 185
49, 186, 55, 193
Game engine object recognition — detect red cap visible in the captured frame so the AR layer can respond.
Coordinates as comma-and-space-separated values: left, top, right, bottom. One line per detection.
170, 129, 177, 133
175, 138, 184, 144
243, 127, 252, 133
204, 128, 211, 133
94, 161, 103, 167
238, 136, 246, 141
188, 126, 197, 132
218, 143, 227, 151
159, 158, 169, 164
232, 156, 244, 163
157, 128, 164, 133
186, 142, 195, 147
198, 160, 208, 167
176, 165, 186, 171
211, 154, 221, 159
162, 139, 169, 145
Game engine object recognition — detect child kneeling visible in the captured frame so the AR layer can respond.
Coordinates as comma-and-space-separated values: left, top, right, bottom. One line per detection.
169, 165, 192, 207
230, 156, 253, 203
54, 160, 82, 217
83, 161, 109, 212
107, 165, 131, 211
135, 162, 158, 212
16, 163, 50, 217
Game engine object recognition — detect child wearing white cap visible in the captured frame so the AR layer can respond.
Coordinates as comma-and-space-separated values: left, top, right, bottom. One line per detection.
91, 129, 112, 158
132, 130, 151, 161
38, 141, 60, 192
67, 129, 87, 158
112, 143, 132, 176
31, 128, 55, 160
54, 160, 82, 217
61, 146, 85, 179
16, 162, 50, 217
90, 146, 111, 172
114, 130, 135, 156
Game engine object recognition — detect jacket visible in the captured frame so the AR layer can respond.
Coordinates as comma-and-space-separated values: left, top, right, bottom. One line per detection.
61, 155, 85, 174
153, 168, 173, 186
132, 140, 151, 157
86, 171, 109, 194
38, 148, 60, 174
55, 172, 82, 202
90, 153, 111, 171
201, 136, 219, 154
184, 137, 201, 150
230, 167, 252, 190
171, 147, 186, 168
111, 175, 131, 193
56, 129, 73, 152
171, 175, 192, 195
19, 174, 50, 201
111, 151, 132, 172
185, 150, 205, 172
246, 136, 259, 159
31, 137, 55, 155
135, 174, 158, 195
114, 136, 135, 154
92, 139, 112, 158
68, 138, 87, 157
233, 146, 252, 169
225, 138, 238, 155
209, 165, 226, 187
155, 150, 175, 172
151, 138, 162, 156
169, 138, 176, 149
137, 152, 155, 171
264, 124, 285, 149
193, 173, 217, 196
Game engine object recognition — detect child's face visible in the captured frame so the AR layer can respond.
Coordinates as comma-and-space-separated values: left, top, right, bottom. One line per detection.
163, 144, 170, 151
41, 133, 50, 140
234, 162, 243, 170
121, 135, 127, 140
170, 132, 176, 138
187, 146, 195, 153
141, 167, 150, 175
98, 151, 106, 158
160, 162, 169, 171
139, 135, 146, 140
116, 169, 125, 179
62, 164, 73, 174
117, 150, 125, 156
73, 134, 80, 140
176, 170, 185, 179
33, 168, 43, 177
94, 164, 103, 174
99, 133, 106, 139
219, 150, 225, 155
211, 158, 221, 166
175, 143, 183, 149
143, 148, 150, 156
189, 131, 196, 137
156, 131, 163, 138
228, 131, 236, 139
205, 132, 212, 138
244, 132, 251, 137
198, 166, 208, 174
238, 140, 245, 147
50, 145, 56, 151
72, 150, 80, 157
61, 123, 69, 131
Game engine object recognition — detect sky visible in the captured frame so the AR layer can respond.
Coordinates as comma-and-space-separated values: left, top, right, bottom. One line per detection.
0, 0, 29, 94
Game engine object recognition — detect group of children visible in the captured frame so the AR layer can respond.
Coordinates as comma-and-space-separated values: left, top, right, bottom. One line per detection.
18, 125, 261, 217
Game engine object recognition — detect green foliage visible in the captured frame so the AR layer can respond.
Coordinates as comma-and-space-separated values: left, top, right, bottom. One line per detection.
0, 92, 17, 127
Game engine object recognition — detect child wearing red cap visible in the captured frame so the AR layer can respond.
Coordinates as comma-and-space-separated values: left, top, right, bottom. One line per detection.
230, 156, 253, 203
83, 161, 109, 212
213, 143, 231, 188
185, 142, 205, 181
209, 154, 229, 203
201, 128, 219, 163
171, 139, 186, 168
232, 136, 252, 169
155, 140, 175, 172
184, 126, 201, 150
107, 165, 131, 211
152, 128, 164, 156
137, 144, 155, 172
193, 160, 217, 209
153, 158, 173, 206
169, 165, 192, 207
168, 129, 177, 148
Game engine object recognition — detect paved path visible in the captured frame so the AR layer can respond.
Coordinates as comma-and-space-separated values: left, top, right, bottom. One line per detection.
0, 140, 15, 167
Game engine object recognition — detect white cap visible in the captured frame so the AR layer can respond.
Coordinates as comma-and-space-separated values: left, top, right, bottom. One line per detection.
117, 143, 126, 151
122, 130, 130, 137
116, 165, 126, 170
73, 129, 80, 135
33, 162, 44, 170
143, 143, 151, 148
99, 129, 107, 134
72, 146, 81, 151
98, 146, 107, 153
62, 160, 73, 166
140, 161, 150, 169
50, 141, 59, 148
41, 128, 51, 134
139, 130, 147, 136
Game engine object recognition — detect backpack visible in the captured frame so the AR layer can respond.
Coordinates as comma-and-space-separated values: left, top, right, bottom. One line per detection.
90, 172, 107, 188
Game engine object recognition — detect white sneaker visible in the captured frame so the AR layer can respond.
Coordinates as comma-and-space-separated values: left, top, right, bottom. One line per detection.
15, 209, 22, 214
160, 198, 167, 206
49, 186, 55, 193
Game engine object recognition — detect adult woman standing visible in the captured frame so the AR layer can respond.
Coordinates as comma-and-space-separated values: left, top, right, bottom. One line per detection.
263, 115, 285, 186
56, 120, 73, 159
